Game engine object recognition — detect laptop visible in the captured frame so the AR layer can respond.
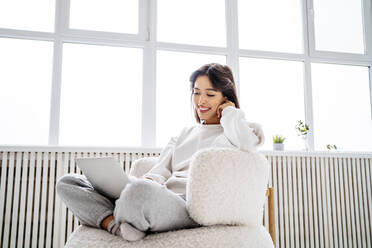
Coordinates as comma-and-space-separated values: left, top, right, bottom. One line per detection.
75, 157, 131, 199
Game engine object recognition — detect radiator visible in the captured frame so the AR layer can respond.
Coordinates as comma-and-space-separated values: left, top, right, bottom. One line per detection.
268, 153, 372, 248
0, 147, 371, 248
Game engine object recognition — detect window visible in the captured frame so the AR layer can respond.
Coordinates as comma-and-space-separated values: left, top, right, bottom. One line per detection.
0, 38, 53, 145
239, 57, 306, 151
157, 0, 226, 47
312, 63, 372, 151
156, 50, 226, 147
238, 0, 303, 53
59, 43, 143, 147
69, 0, 138, 34
313, 0, 365, 53
0, 0, 56, 32
0, 0, 371, 151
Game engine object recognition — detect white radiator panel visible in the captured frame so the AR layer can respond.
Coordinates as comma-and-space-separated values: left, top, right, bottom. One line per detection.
0, 150, 159, 248
269, 154, 372, 248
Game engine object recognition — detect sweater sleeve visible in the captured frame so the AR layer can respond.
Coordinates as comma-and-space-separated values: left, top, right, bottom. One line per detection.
141, 136, 178, 184
220, 106, 265, 152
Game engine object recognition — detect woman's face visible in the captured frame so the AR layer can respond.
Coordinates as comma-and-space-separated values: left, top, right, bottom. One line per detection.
193, 75, 227, 124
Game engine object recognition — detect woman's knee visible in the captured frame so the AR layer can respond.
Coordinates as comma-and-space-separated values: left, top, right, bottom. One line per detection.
56, 174, 84, 197
114, 180, 163, 230
119, 179, 161, 204
115, 179, 181, 216
114, 180, 160, 216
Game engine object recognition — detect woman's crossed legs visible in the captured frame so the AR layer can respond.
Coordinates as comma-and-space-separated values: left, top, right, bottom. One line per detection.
56, 174, 199, 242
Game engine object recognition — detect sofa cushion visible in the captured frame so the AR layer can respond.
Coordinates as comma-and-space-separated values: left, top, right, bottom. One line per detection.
64, 224, 274, 248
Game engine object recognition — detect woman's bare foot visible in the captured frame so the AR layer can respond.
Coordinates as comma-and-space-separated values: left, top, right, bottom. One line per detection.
101, 215, 114, 230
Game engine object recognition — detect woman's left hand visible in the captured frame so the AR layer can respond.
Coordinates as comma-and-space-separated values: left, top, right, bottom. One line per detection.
217, 100, 235, 119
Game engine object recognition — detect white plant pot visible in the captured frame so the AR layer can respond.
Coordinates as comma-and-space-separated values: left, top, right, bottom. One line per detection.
301, 135, 310, 151
273, 143, 284, 151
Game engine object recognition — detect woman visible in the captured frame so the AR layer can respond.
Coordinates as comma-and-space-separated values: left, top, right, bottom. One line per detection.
56, 63, 265, 242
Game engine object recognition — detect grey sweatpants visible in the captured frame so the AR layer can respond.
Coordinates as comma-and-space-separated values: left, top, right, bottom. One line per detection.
56, 174, 199, 233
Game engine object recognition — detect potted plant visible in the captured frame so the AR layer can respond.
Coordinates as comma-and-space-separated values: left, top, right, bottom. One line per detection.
273, 135, 285, 151
295, 120, 310, 151
326, 144, 338, 150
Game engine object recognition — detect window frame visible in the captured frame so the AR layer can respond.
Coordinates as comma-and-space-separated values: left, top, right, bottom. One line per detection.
0, 0, 370, 150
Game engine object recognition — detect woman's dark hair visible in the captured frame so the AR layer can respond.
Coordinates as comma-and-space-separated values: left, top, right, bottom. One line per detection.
189, 63, 240, 123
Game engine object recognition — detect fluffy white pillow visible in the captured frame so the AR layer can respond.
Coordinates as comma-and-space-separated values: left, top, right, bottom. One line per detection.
186, 147, 269, 227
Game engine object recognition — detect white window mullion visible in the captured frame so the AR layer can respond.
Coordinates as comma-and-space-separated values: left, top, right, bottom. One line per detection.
141, 0, 157, 147
362, 0, 372, 120
225, 0, 240, 100
48, 0, 69, 146
369, 66, 372, 120
311, 51, 372, 63
48, 41, 63, 146
239, 49, 305, 61
305, 0, 316, 57
303, 61, 315, 151
50, 0, 69, 246
58, 35, 145, 48
0, 28, 54, 41
157, 42, 226, 55
309, 56, 372, 66
138, 0, 147, 41
302, 0, 315, 151
60, 0, 70, 33
64, 29, 140, 42
363, 0, 372, 58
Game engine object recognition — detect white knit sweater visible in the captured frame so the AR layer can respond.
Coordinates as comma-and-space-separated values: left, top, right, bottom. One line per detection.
142, 106, 265, 200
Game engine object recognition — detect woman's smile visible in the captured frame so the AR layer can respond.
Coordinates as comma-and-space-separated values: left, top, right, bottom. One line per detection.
199, 106, 211, 113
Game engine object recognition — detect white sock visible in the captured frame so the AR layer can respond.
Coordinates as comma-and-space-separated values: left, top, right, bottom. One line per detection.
107, 219, 121, 236
119, 222, 146, 242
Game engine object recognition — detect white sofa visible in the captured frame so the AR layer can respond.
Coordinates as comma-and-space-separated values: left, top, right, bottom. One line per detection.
64, 147, 274, 248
